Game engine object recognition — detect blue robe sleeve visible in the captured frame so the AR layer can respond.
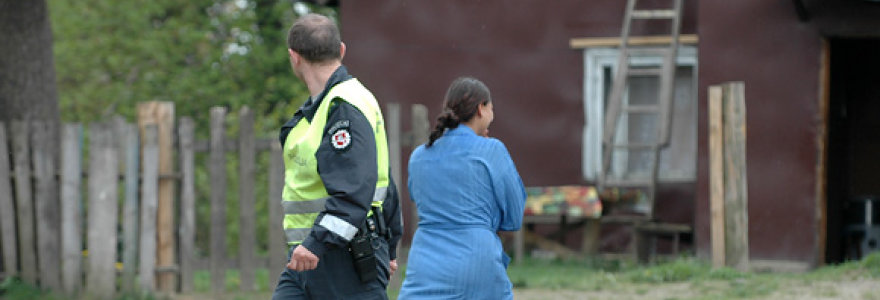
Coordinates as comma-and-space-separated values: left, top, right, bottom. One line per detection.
488, 140, 526, 232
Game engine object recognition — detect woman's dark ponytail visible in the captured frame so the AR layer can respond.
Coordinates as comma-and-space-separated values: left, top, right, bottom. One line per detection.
425, 76, 491, 147
427, 109, 459, 147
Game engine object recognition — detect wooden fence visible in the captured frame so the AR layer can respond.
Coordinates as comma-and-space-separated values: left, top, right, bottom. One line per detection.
0, 102, 289, 298
0, 101, 429, 298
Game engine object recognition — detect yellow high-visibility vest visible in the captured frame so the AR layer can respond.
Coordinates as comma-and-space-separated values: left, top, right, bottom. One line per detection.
281, 78, 389, 245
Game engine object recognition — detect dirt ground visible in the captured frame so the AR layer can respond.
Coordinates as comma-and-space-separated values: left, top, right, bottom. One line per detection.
512, 278, 880, 300
172, 278, 880, 300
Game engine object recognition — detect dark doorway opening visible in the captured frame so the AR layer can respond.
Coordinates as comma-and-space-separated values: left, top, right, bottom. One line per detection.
826, 38, 880, 264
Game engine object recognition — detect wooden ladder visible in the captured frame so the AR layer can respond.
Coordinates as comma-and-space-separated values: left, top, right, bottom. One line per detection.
600, 0, 683, 220
599, 0, 688, 261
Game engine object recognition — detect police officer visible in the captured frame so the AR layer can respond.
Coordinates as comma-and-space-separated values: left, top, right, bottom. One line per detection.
272, 13, 402, 300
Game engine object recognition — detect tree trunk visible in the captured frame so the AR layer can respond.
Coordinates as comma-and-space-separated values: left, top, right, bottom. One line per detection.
0, 0, 61, 123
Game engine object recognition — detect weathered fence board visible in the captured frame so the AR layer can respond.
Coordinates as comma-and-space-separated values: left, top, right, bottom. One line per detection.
140, 125, 159, 291
268, 140, 285, 291
118, 119, 140, 293
86, 122, 119, 299
238, 107, 256, 291
32, 121, 62, 290
178, 118, 196, 293
0, 123, 17, 278
60, 123, 83, 295
11, 121, 37, 285
210, 107, 228, 293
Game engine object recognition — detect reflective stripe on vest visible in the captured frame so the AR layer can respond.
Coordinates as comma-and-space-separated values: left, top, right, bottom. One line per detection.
281, 78, 390, 245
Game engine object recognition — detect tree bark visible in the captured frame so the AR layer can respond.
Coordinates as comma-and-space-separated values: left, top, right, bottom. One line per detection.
0, 0, 61, 123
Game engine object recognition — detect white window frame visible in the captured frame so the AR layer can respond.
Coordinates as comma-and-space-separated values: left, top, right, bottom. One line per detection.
581, 46, 698, 182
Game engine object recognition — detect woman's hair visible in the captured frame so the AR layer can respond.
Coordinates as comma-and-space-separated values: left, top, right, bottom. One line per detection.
426, 77, 491, 147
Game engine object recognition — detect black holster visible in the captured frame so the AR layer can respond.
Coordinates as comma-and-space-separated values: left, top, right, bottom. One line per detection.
349, 218, 377, 283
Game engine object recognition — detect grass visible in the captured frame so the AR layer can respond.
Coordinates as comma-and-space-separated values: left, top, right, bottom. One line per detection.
2, 252, 879, 299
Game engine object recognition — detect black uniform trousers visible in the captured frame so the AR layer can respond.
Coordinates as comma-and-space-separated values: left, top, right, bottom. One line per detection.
272, 234, 390, 300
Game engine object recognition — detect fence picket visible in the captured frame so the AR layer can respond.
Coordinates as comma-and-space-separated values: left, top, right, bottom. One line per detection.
86, 122, 119, 299
268, 140, 285, 291
0, 123, 17, 278
118, 119, 140, 292
11, 121, 37, 285
238, 107, 256, 291
32, 121, 62, 290
139, 125, 159, 291
178, 117, 196, 293
60, 123, 83, 294
210, 107, 228, 293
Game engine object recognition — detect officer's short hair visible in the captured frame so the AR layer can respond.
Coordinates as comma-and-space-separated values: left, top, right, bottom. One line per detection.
287, 13, 341, 63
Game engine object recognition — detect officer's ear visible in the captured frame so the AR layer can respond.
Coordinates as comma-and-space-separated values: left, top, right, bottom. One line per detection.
339, 42, 346, 60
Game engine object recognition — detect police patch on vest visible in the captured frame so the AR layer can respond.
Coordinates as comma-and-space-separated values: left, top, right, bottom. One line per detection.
330, 128, 352, 150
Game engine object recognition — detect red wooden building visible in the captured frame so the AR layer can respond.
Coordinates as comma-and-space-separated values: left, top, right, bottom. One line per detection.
335, 0, 880, 269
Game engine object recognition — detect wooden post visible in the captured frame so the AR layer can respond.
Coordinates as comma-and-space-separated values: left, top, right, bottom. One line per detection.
210, 107, 228, 293
0, 123, 18, 278
86, 122, 119, 299
178, 118, 196, 293
60, 123, 83, 295
708, 82, 749, 271
709, 85, 726, 268
385, 103, 404, 289
238, 107, 256, 291
139, 125, 160, 292
138, 101, 177, 292
117, 119, 140, 293
409, 104, 430, 227
267, 139, 285, 291
723, 82, 749, 271
11, 121, 37, 285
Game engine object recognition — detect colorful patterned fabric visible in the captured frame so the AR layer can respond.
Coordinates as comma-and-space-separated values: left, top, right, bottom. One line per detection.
524, 185, 602, 217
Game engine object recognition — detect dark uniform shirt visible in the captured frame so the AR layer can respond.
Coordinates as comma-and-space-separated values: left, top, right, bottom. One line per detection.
279, 66, 402, 260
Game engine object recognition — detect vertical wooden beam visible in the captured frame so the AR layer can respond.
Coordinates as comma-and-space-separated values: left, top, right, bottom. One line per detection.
237, 107, 256, 291
60, 123, 83, 295
815, 38, 831, 267
267, 139, 285, 291
0, 123, 18, 278
11, 121, 37, 285
139, 125, 160, 292
86, 122, 119, 299
117, 119, 140, 293
138, 101, 176, 292
722, 82, 749, 271
210, 107, 228, 293
178, 118, 196, 293
709, 85, 725, 268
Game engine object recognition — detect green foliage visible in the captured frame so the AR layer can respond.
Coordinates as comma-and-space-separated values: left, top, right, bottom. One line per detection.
0, 277, 60, 300
48, 0, 319, 135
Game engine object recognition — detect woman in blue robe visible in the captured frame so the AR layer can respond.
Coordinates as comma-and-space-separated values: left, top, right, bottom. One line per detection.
399, 77, 526, 299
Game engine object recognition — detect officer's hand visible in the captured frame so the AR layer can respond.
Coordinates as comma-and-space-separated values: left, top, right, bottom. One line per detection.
389, 259, 398, 277
287, 245, 319, 271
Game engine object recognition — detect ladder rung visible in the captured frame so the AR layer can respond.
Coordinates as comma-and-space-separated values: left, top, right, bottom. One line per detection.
603, 178, 654, 188
631, 9, 677, 19
612, 143, 657, 150
624, 105, 660, 113
628, 68, 663, 76
626, 47, 671, 57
